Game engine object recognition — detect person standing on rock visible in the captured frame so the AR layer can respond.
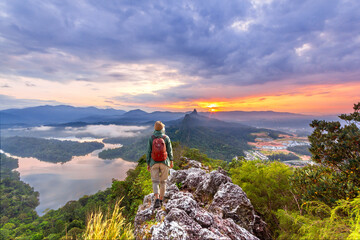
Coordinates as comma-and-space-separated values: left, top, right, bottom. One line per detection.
147, 121, 174, 208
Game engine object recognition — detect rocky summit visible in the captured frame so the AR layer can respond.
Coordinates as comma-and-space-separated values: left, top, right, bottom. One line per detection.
134, 157, 272, 240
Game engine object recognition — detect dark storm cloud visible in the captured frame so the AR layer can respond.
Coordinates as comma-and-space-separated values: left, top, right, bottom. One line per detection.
0, 0, 359, 85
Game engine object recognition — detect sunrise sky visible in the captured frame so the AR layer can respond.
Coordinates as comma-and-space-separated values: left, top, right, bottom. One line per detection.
0, 0, 359, 115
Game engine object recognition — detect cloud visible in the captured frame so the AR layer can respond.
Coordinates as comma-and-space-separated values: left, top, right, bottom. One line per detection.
0, 94, 61, 110
0, 0, 359, 111
25, 81, 36, 87
1, 0, 359, 85
64, 124, 149, 138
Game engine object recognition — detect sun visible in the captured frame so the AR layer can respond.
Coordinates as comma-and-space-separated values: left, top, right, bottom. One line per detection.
207, 104, 219, 112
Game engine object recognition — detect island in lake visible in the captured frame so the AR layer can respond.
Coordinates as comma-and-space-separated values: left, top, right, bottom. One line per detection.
1, 136, 104, 163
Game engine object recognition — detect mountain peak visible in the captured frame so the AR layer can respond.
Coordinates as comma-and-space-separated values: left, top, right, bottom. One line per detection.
191, 109, 198, 115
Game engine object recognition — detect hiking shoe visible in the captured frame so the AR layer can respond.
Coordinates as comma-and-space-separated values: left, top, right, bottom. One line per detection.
154, 199, 161, 208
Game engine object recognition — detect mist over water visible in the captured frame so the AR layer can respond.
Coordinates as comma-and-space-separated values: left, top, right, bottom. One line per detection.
1, 124, 146, 215
2, 124, 150, 139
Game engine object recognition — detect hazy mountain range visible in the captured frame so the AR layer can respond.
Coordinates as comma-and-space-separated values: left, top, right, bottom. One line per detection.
102, 109, 284, 161
0, 105, 338, 130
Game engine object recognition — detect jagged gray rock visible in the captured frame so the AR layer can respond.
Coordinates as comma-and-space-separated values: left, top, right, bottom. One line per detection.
165, 192, 199, 215
195, 169, 232, 205
183, 159, 203, 169
209, 182, 255, 232
134, 158, 272, 240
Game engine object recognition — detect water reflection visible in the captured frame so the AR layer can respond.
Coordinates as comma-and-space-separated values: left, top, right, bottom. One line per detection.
12, 143, 136, 215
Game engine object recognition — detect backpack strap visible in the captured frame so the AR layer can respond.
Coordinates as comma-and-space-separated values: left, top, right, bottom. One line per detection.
151, 135, 156, 140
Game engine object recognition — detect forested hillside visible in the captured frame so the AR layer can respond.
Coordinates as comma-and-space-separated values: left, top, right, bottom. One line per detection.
98, 109, 283, 162
1, 137, 104, 163
0, 154, 40, 239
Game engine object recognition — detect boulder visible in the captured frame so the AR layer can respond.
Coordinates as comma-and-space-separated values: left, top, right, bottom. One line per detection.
182, 168, 207, 190
253, 215, 272, 240
168, 167, 206, 191
209, 182, 255, 232
192, 208, 213, 227
168, 169, 188, 185
151, 221, 189, 240
164, 183, 179, 199
183, 159, 203, 169
195, 169, 232, 204
165, 191, 198, 215
211, 215, 259, 240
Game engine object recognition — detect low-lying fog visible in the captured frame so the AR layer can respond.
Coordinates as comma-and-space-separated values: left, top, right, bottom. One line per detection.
1, 124, 151, 139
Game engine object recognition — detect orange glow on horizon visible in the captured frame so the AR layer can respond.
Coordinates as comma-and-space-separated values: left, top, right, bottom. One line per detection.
158, 82, 360, 115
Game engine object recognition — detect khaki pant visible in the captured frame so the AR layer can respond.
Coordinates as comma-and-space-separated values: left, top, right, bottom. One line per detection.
150, 163, 169, 198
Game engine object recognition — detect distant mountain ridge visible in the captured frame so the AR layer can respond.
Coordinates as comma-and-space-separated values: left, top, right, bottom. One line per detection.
0, 105, 126, 126
1, 104, 336, 130
0, 105, 187, 127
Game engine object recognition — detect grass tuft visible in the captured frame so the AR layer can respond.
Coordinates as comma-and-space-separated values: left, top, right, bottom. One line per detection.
83, 199, 134, 240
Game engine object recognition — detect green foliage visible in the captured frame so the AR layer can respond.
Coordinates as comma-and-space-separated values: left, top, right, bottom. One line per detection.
3, 187, 112, 239
291, 164, 359, 205
175, 182, 183, 189
309, 102, 360, 186
182, 148, 225, 170
166, 125, 254, 161
0, 154, 39, 232
98, 147, 124, 160
0, 153, 18, 169
229, 159, 298, 234
276, 103, 360, 239
110, 155, 152, 222
2, 136, 104, 163
277, 196, 360, 240
0, 228, 10, 240
267, 152, 300, 161
101, 137, 148, 161
287, 145, 311, 156
291, 102, 360, 206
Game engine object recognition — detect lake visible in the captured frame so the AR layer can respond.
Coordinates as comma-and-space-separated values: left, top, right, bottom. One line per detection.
1, 124, 149, 215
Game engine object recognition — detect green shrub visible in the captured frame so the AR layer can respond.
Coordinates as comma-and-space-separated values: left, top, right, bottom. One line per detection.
229, 159, 297, 235
277, 196, 360, 240
290, 164, 358, 205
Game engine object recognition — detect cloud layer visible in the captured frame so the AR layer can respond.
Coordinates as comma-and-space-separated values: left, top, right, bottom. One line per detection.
0, 0, 359, 113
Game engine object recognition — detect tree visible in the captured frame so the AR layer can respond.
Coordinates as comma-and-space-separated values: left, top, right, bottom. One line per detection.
309, 102, 360, 186
292, 102, 360, 204
229, 160, 298, 234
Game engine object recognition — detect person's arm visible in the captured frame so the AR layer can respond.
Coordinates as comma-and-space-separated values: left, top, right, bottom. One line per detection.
166, 136, 174, 167
147, 137, 152, 171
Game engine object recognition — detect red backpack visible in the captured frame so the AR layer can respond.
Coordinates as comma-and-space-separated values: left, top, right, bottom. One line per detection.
151, 135, 168, 161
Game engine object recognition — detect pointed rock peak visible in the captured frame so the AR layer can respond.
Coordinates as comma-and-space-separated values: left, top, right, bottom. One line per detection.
191, 109, 198, 115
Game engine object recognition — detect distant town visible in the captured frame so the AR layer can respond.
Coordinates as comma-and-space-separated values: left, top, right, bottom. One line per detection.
244, 132, 312, 167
